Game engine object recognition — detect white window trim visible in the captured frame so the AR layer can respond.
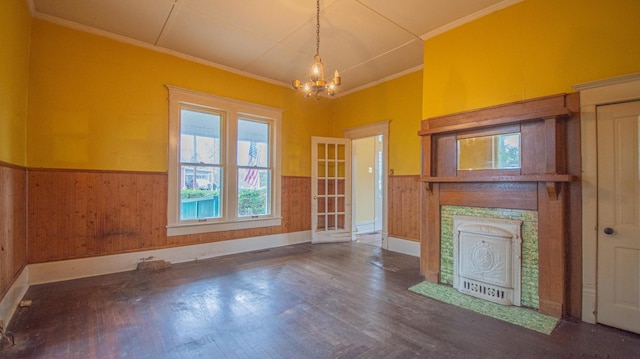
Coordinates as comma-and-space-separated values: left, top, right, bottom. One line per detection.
166, 85, 282, 236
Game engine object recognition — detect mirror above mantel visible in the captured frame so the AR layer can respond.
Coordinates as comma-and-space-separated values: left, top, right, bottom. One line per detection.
457, 132, 521, 171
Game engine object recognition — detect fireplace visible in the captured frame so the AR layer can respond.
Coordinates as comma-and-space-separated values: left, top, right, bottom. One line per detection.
418, 93, 582, 318
452, 215, 523, 306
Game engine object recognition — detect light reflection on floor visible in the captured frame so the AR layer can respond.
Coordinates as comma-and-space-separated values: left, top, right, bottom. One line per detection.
356, 231, 382, 247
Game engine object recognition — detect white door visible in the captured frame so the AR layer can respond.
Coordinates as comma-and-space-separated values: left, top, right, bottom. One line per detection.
597, 100, 640, 334
311, 137, 352, 243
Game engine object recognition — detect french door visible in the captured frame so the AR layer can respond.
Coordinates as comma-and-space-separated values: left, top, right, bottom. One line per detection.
311, 137, 352, 243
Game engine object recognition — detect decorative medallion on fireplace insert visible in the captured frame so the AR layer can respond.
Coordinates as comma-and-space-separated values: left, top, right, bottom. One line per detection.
453, 215, 523, 306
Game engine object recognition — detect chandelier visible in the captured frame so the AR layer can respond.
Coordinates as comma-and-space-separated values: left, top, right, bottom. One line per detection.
291, 0, 341, 98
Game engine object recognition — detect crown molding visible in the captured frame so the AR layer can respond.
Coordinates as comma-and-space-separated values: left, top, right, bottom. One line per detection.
420, 0, 523, 40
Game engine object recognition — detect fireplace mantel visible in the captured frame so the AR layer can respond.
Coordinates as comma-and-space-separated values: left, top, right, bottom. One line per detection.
419, 94, 578, 184
418, 93, 582, 319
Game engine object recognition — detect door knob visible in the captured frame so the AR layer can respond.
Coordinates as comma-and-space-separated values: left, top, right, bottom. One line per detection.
603, 227, 614, 235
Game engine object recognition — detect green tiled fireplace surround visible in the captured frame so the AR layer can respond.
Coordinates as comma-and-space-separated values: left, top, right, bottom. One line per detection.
440, 206, 539, 310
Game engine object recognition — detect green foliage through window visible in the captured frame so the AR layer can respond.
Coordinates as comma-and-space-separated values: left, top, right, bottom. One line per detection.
181, 189, 219, 199
238, 188, 267, 216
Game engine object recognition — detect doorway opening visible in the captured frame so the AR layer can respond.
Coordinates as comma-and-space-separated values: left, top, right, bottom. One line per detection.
344, 121, 389, 249
353, 136, 383, 247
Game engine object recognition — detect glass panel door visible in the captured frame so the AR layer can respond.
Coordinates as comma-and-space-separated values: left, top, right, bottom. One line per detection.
311, 137, 351, 243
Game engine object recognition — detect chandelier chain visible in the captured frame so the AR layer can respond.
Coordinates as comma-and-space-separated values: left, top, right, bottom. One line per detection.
315, 0, 320, 56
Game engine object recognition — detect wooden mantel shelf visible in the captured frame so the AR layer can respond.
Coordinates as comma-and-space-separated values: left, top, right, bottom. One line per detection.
419, 174, 577, 183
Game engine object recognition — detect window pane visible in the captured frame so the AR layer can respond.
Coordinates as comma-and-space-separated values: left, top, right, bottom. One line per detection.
317, 143, 326, 160
317, 161, 326, 177
237, 119, 269, 167
237, 118, 271, 217
180, 109, 221, 164
316, 215, 326, 231
238, 169, 271, 217
180, 165, 222, 220
337, 144, 345, 160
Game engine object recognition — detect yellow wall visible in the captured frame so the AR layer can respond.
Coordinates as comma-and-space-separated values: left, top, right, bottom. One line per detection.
23, 0, 640, 177
333, 71, 423, 175
354, 136, 376, 223
423, 0, 640, 118
334, 1, 640, 176
27, 19, 332, 176
0, 0, 31, 166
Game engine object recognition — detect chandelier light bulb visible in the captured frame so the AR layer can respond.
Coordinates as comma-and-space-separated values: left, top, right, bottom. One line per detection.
291, 0, 341, 98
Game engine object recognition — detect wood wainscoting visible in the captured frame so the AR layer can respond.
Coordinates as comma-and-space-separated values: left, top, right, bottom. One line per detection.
0, 161, 27, 301
27, 170, 310, 263
388, 175, 421, 242
418, 93, 582, 319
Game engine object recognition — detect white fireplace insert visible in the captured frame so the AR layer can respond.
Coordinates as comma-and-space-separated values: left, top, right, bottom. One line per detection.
452, 215, 523, 306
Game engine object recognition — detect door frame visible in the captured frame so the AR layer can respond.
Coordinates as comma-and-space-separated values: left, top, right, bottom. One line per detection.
574, 72, 640, 324
344, 121, 389, 248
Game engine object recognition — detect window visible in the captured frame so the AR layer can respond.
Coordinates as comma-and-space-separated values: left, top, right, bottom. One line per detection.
167, 86, 281, 236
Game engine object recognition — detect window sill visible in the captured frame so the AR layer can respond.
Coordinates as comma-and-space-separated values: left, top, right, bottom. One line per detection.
166, 217, 282, 237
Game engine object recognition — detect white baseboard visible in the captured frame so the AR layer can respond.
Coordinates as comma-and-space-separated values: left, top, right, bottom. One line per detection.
355, 221, 376, 234
0, 231, 311, 327
29, 231, 312, 285
387, 236, 420, 257
0, 266, 29, 329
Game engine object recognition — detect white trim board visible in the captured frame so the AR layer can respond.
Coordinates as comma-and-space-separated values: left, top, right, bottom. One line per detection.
0, 267, 29, 330
420, 0, 523, 40
387, 237, 420, 257
29, 231, 312, 285
356, 221, 377, 234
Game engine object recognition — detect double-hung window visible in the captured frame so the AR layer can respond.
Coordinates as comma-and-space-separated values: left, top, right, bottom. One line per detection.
167, 86, 281, 236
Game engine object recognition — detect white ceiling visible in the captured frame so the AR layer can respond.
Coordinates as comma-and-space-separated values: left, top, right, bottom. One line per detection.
30, 0, 520, 96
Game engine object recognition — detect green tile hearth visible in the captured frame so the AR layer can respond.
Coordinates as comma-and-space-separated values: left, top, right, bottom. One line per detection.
440, 206, 540, 309
409, 281, 558, 335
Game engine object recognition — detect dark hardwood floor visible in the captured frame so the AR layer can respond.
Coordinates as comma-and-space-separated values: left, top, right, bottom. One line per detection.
3, 242, 639, 358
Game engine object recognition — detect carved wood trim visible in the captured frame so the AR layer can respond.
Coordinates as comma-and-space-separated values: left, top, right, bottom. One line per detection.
546, 181, 561, 201
419, 94, 572, 135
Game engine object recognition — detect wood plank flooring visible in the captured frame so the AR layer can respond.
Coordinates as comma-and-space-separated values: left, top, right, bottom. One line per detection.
3, 242, 640, 358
